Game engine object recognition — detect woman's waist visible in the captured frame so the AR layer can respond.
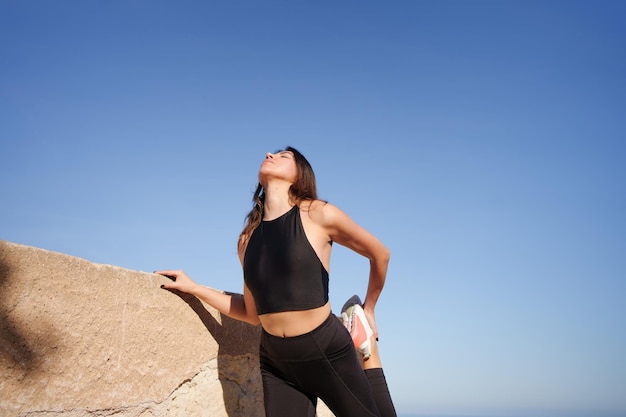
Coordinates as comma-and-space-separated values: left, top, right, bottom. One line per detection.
259, 303, 332, 338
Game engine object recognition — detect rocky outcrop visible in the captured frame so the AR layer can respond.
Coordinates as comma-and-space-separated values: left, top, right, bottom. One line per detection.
0, 240, 333, 417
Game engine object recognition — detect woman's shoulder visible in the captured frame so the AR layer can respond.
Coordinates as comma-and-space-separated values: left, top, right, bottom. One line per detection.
300, 198, 330, 213
299, 199, 344, 224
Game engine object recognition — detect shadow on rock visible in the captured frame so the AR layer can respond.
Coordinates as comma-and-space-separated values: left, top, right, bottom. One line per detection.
166, 288, 262, 416
0, 259, 58, 381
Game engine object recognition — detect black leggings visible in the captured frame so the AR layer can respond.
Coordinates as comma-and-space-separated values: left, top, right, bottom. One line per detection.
259, 313, 397, 417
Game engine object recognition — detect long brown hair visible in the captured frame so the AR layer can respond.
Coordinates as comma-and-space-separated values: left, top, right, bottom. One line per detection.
237, 146, 318, 254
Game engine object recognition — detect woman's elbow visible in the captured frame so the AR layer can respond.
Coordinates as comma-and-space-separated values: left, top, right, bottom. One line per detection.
380, 246, 391, 266
245, 313, 261, 327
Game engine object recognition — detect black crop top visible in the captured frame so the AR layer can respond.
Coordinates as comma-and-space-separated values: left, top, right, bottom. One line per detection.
243, 205, 329, 315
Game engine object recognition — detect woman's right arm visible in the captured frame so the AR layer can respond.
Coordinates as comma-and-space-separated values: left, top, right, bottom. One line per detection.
155, 269, 260, 326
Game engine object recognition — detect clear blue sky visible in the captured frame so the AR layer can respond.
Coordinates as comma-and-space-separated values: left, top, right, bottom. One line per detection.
1, 1, 625, 416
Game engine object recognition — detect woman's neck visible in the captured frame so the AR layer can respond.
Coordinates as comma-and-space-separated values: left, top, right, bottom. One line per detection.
262, 181, 294, 220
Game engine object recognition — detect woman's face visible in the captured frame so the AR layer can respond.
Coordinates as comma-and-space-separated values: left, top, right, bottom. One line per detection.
259, 150, 297, 185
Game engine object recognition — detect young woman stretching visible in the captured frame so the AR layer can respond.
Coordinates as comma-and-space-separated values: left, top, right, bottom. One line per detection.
157, 146, 396, 417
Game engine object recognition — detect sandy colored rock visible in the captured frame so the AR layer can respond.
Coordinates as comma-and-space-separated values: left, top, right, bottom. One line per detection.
0, 240, 335, 417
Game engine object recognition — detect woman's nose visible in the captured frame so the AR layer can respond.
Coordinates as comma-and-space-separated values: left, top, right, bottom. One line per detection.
265, 152, 274, 159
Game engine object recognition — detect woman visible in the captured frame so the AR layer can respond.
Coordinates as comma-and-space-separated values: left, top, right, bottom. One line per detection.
157, 147, 396, 417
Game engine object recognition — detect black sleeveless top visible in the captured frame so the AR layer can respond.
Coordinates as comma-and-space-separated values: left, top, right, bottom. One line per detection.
243, 205, 330, 315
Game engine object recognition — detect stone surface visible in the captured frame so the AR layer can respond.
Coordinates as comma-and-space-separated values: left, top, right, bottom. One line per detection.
0, 240, 334, 417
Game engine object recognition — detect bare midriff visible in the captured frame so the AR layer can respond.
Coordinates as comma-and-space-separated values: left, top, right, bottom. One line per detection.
259, 302, 332, 338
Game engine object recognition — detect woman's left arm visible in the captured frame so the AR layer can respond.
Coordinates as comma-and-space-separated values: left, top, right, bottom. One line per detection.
320, 203, 390, 338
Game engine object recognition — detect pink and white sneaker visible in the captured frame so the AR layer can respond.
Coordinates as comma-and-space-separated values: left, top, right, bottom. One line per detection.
340, 295, 374, 359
